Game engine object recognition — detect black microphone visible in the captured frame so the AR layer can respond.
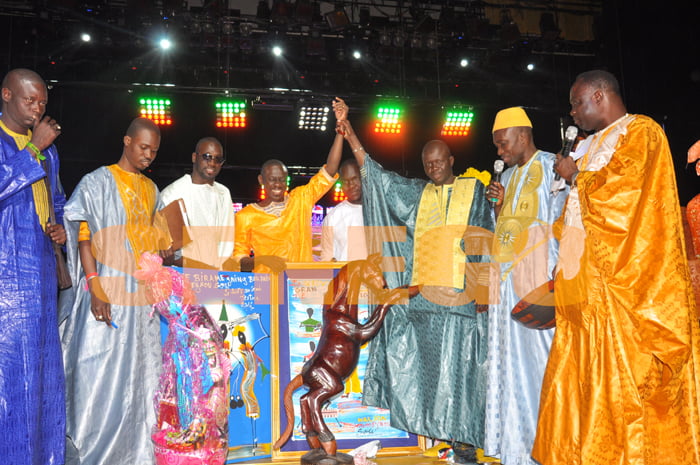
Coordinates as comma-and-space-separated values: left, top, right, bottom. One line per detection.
489, 159, 505, 207
555, 125, 579, 181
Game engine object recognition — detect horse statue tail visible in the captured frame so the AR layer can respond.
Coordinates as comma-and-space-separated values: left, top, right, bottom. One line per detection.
273, 374, 304, 449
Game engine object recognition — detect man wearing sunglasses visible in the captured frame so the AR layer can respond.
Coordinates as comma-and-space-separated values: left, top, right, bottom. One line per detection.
160, 137, 235, 270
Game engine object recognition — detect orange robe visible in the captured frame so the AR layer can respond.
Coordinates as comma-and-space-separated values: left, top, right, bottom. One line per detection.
234, 166, 336, 272
533, 115, 700, 465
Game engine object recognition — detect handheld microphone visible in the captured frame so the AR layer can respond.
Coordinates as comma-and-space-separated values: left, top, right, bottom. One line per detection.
490, 159, 505, 207
555, 125, 579, 181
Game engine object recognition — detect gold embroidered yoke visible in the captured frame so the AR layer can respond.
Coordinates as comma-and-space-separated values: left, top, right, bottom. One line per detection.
412, 177, 478, 289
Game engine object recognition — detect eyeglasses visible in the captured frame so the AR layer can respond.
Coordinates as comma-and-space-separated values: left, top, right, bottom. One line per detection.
198, 152, 226, 164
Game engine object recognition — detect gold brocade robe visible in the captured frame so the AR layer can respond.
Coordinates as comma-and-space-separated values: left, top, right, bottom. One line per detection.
233, 167, 336, 272
532, 115, 700, 465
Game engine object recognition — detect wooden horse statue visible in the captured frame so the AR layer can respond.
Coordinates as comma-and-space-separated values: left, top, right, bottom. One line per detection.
273, 254, 418, 464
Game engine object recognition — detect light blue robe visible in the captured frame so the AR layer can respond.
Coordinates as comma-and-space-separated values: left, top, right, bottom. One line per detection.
360, 154, 494, 446
59, 166, 162, 465
483, 151, 567, 464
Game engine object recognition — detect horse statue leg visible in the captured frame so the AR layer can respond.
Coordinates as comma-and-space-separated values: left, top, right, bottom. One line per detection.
301, 373, 354, 465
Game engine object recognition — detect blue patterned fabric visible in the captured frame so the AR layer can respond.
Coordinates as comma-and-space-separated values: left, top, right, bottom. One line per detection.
360, 154, 494, 446
0, 128, 66, 465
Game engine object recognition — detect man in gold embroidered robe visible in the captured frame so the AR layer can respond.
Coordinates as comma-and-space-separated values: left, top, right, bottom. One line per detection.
534, 70, 700, 465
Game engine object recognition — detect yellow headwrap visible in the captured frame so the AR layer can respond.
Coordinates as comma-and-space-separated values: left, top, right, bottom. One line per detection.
492, 107, 532, 133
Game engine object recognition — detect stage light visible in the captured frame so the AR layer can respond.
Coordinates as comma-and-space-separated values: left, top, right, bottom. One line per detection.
298, 105, 329, 131
527, 63, 535, 71
332, 181, 347, 202
272, 45, 283, 56
139, 98, 172, 126
80, 32, 91, 42
425, 33, 439, 49
259, 175, 290, 200
352, 50, 361, 60
158, 38, 172, 50
215, 100, 247, 129
460, 58, 469, 67
441, 106, 474, 137
373, 106, 403, 135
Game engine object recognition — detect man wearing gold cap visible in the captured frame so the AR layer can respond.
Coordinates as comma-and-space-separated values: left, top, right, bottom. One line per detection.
482, 106, 568, 465
333, 100, 494, 463
534, 70, 700, 465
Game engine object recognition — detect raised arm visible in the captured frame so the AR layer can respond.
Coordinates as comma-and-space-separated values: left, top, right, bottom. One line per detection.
332, 97, 366, 167
325, 132, 344, 176
337, 119, 365, 167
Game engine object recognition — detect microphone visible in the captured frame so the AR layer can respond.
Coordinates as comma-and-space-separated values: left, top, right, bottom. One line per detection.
490, 159, 505, 207
555, 125, 579, 181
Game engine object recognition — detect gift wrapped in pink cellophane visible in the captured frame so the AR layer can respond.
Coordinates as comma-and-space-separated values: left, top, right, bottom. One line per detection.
135, 253, 232, 465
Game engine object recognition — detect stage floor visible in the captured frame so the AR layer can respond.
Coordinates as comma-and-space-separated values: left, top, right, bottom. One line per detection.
237, 456, 451, 465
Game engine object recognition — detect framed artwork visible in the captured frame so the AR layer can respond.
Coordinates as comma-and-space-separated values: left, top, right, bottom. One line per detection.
271, 263, 425, 460
177, 267, 274, 464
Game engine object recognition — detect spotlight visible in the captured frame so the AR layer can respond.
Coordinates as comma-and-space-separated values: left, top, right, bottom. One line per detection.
272, 45, 283, 56
240, 22, 254, 36
352, 50, 362, 60
80, 32, 91, 42
460, 58, 469, 67
425, 34, 438, 49
325, 7, 350, 30
410, 34, 423, 49
526, 63, 535, 71
159, 38, 172, 50
378, 30, 391, 47
298, 105, 329, 131
392, 29, 406, 47
203, 22, 216, 34
221, 19, 234, 35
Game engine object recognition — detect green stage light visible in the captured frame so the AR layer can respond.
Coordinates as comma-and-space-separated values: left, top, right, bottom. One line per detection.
333, 181, 347, 203
441, 107, 474, 136
138, 97, 172, 126
374, 106, 403, 134
216, 100, 247, 129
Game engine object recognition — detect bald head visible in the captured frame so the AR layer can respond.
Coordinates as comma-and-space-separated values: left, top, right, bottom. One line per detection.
1, 68, 49, 133
569, 69, 626, 132
126, 117, 160, 138
2, 68, 45, 90
421, 140, 455, 186
195, 136, 223, 155
257, 158, 289, 204
421, 140, 451, 159
260, 159, 287, 177
574, 69, 621, 97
